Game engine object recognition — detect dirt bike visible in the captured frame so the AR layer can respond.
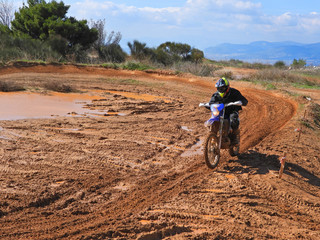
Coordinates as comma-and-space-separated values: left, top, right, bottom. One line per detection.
199, 101, 242, 169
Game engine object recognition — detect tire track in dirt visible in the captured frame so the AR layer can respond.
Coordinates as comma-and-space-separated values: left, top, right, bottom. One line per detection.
46, 83, 298, 238
1, 63, 298, 151
240, 88, 297, 151
0, 63, 302, 239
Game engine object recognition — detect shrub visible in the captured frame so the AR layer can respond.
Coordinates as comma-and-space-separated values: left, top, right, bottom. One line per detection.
171, 62, 217, 77
0, 80, 25, 92
247, 69, 299, 82
43, 81, 74, 93
98, 44, 126, 63
0, 33, 63, 63
274, 61, 286, 69
152, 48, 173, 66
291, 59, 306, 69
220, 71, 234, 79
311, 103, 320, 128
122, 62, 152, 71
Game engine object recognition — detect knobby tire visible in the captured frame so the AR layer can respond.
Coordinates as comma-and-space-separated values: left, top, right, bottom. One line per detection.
204, 133, 220, 169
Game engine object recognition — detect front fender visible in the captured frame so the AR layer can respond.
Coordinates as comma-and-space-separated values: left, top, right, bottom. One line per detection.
204, 117, 219, 127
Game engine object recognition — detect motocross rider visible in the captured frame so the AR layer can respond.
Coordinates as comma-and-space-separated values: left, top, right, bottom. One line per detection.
209, 77, 248, 145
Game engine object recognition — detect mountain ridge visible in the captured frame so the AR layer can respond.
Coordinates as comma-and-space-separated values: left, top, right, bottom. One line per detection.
204, 41, 320, 65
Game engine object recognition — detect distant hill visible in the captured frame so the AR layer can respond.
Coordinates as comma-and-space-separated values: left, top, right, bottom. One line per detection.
204, 41, 320, 66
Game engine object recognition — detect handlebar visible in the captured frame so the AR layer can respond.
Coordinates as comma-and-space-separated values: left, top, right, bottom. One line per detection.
199, 103, 210, 107
225, 101, 243, 107
199, 101, 242, 108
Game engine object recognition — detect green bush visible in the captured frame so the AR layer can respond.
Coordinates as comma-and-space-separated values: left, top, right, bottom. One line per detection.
122, 62, 152, 71
152, 48, 174, 66
0, 34, 63, 63
98, 44, 126, 63
11, 0, 98, 48
291, 59, 306, 69
274, 61, 286, 69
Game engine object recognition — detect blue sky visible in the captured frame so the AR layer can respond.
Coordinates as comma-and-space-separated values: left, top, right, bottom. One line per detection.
13, 0, 320, 51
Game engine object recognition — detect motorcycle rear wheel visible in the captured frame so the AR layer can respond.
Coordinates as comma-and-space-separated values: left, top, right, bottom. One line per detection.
204, 133, 220, 169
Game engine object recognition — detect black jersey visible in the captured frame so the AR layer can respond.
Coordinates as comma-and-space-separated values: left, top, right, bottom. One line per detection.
209, 87, 248, 116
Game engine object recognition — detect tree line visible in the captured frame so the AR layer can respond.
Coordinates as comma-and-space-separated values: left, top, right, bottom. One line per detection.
0, 0, 204, 65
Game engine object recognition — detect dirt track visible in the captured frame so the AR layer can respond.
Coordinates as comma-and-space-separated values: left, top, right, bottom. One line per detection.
0, 64, 319, 239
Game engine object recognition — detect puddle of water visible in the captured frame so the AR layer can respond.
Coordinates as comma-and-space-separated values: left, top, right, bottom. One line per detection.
148, 209, 164, 213
202, 215, 221, 220
181, 139, 203, 157
56, 128, 80, 131
88, 111, 127, 118
139, 220, 153, 225
225, 174, 236, 180
0, 92, 105, 121
105, 111, 126, 116
181, 126, 192, 131
174, 146, 186, 151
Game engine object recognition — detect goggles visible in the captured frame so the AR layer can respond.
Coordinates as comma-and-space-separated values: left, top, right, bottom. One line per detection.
217, 86, 228, 93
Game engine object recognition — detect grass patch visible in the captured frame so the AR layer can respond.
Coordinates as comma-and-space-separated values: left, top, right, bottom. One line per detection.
265, 83, 277, 90
122, 62, 153, 71
205, 58, 272, 69
292, 83, 320, 89
240, 68, 320, 89
100, 63, 120, 69
99, 77, 165, 89
99, 78, 142, 85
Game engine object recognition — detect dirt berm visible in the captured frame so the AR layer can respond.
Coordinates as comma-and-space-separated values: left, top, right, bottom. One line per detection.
0, 63, 319, 239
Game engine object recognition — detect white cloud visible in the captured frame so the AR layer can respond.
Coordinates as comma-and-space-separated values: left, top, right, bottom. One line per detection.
67, 0, 320, 48
274, 12, 297, 26
70, 0, 262, 23
185, 0, 261, 14
300, 12, 320, 32
71, 0, 180, 23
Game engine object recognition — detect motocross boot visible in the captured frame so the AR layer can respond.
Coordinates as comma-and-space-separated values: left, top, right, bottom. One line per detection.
230, 128, 240, 146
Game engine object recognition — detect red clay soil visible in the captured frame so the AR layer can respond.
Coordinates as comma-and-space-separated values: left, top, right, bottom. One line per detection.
0, 63, 319, 239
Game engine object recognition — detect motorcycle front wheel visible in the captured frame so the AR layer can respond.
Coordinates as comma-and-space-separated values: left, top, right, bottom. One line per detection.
204, 133, 220, 169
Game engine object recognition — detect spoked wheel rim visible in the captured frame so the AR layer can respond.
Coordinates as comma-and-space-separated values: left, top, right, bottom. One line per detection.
204, 134, 220, 169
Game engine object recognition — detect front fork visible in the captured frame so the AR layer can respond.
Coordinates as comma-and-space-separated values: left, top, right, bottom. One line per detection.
217, 109, 225, 156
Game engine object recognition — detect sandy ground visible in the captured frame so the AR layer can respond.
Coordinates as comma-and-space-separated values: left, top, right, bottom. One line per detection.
0, 63, 319, 239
